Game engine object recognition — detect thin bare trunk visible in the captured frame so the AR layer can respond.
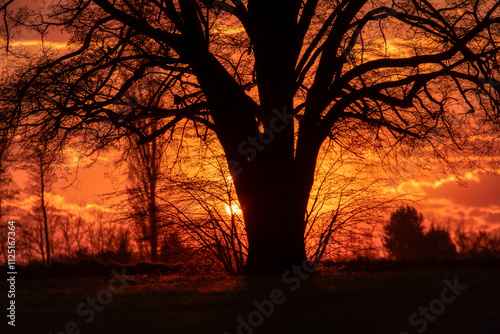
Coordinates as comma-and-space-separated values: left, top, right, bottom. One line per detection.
40, 165, 51, 265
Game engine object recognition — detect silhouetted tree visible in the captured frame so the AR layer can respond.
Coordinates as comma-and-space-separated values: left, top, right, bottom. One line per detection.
108, 82, 183, 262
383, 205, 426, 260
22, 142, 64, 265
124, 124, 187, 263
21, 198, 59, 264
125, 122, 163, 262
455, 226, 500, 258
384, 207, 458, 260
5, 0, 500, 273
424, 224, 457, 259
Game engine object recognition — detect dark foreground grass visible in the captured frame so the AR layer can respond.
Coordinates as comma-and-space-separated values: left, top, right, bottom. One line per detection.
4, 266, 500, 334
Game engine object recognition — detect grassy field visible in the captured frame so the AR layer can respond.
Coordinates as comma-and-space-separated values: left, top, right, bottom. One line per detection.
6, 265, 500, 334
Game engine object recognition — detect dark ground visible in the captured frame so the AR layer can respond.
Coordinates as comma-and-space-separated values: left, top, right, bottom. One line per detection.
3, 260, 500, 334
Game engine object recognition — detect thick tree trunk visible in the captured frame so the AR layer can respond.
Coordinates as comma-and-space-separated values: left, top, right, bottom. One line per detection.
181, 0, 318, 275
243, 202, 308, 274
233, 148, 318, 274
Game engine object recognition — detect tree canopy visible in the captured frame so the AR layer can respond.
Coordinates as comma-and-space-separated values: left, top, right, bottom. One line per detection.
383, 205, 457, 260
